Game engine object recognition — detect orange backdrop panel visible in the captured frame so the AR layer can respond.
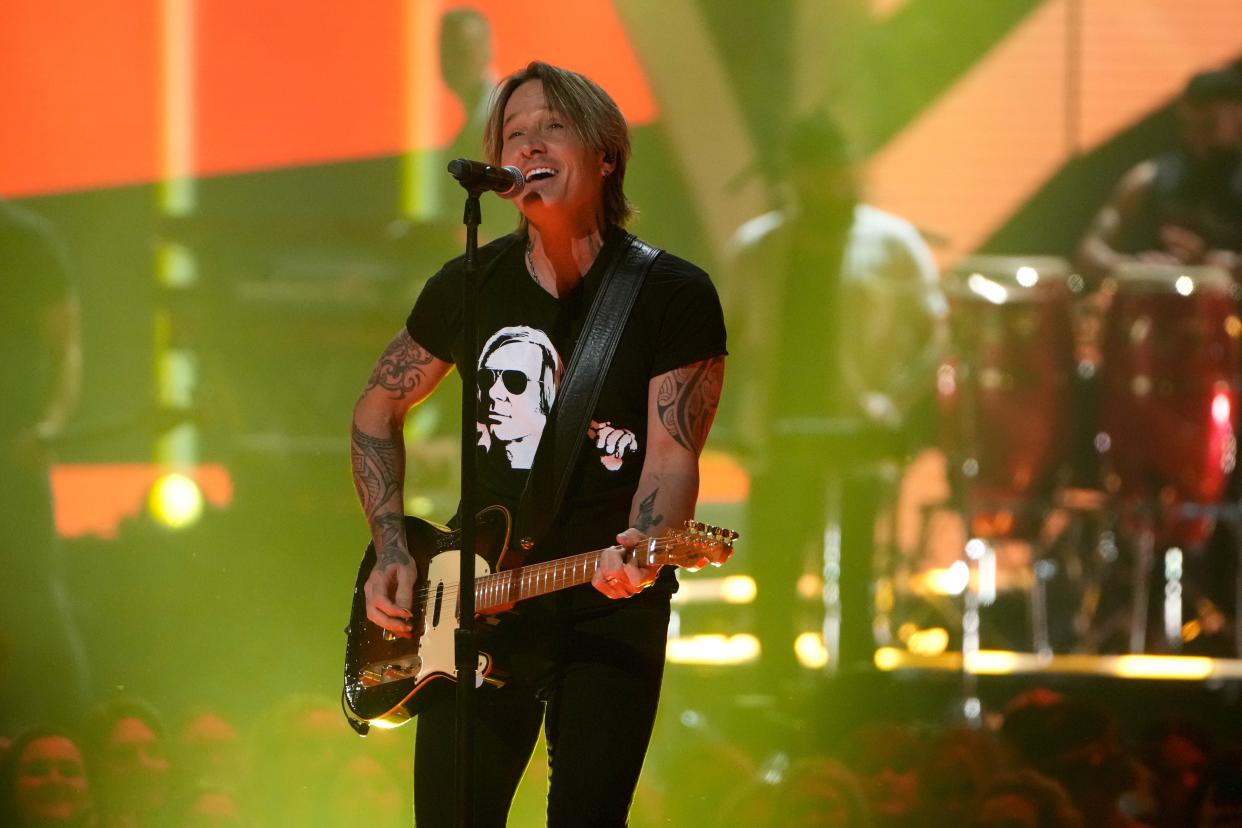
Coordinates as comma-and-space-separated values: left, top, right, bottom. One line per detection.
193, 1, 406, 176
0, 0, 160, 196
1, 0, 656, 196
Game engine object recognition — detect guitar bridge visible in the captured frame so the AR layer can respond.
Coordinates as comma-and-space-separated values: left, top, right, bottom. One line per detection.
359, 655, 423, 687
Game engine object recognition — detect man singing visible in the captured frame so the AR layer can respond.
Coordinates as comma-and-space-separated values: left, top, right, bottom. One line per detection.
350, 61, 726, 826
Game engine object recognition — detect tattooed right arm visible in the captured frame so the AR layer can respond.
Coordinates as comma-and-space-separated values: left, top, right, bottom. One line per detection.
353, 330, 452, 632
364, 329, 439, 400
352, 330, 451, 549
353, 330, 451, 534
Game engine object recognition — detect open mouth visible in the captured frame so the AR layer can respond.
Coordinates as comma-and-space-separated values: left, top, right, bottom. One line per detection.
525, 166, 556, 182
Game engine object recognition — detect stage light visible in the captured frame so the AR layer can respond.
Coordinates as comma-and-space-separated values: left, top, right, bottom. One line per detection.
1212, 391, 1231, 427
796, 573, 823, 599
1114, 655, 1212, 680
923, 561, 970, 595
666, 634, 760, 665
794, 632, 829, 669
874, 647, 903, 671
907, 627, 950, 656
720, 575, 758, 604
1015, 266, 1039, 287
964, 650, 1020, 674
148, 472, 203, 529
967, 273, 1009, 305
672, 575, 757, 604
1175, 275, 1195, 296
155, 242, 197, 288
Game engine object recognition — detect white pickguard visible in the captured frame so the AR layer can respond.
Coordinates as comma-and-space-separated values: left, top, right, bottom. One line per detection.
416, 550, 493, 688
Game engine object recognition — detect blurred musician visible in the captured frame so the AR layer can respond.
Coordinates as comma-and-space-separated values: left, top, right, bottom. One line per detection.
1075, 67, 1242, 653
725, 111, 947, 675
1077, 68, 1242, 284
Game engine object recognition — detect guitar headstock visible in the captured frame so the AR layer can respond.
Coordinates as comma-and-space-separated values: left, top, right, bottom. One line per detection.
658, 521, 738, 572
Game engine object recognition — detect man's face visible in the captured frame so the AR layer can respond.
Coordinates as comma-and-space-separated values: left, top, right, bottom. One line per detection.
479, 341, 547, 442
500, 80, 611, 225
15, 735, 91, 824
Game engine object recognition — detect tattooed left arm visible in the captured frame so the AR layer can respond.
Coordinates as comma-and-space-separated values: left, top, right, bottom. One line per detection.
594, 356, 726, 598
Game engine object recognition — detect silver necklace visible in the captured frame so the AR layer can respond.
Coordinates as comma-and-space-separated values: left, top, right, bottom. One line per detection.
524, 239, 541, 286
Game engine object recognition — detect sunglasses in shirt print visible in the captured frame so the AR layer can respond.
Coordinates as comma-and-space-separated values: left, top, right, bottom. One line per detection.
476, 367, 544, 396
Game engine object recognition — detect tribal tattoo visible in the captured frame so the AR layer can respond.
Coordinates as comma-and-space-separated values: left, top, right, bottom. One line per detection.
635, 488, 665, 533
655, 356, 724, 454
365, 330, 435, 400
373, 512, 411, 566
351, 424, 402, 521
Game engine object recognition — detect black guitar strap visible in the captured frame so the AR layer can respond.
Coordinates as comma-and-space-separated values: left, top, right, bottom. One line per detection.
513, 232, 661, 555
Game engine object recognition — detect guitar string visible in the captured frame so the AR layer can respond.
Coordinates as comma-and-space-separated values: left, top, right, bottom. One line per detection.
385, 536, 729, 612
407, 537, 682, 605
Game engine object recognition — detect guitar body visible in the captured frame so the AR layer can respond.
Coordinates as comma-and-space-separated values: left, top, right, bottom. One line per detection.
342, 506, 736, 732
342, 505, 514, 730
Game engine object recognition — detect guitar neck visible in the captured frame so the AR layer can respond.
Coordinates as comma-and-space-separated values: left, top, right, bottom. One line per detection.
474, 544, 666, 612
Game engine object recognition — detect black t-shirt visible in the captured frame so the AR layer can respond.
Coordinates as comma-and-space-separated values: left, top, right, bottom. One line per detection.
406, 226, 726, 601
1119, 150, 1242, 256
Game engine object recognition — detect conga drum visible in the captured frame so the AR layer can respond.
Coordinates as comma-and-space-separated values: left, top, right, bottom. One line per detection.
939, 256, 1078, 538
1097, 263, 1241, 546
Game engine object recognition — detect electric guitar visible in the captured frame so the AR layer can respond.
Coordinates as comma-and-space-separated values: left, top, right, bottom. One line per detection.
341, 504, 737, 731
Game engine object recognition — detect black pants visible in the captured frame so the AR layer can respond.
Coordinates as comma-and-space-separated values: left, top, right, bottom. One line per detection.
413, 589, 670, 827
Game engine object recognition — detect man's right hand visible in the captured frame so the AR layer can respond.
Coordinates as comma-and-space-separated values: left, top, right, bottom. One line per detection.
363, 554, 419, 637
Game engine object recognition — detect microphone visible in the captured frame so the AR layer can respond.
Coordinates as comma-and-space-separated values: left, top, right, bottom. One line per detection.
447, 158, 525, 197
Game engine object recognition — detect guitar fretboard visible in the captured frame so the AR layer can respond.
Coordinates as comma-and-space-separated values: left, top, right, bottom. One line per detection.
473, 542, 674, 612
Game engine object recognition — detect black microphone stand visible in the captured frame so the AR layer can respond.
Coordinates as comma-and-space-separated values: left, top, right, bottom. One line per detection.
453, 182, 485, 828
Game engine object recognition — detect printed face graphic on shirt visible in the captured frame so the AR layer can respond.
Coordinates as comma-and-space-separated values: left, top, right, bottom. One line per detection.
476, 326, 561, 470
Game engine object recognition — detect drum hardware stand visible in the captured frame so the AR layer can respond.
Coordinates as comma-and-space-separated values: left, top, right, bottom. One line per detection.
1054, 493, 1191, 656
1179, 499, 1242, 658
1118, 497, 1241, 655
950, 363, 987, 725
949, 350, 1059, 709
1128, 505, 1156, 654
1029, 484, 1130, 658
1069, 516, 1121, 654
820, 473, 844, 675
1162, 545, 1185, 653
779, 416, 895, 674
956, 492, 1057, 653
1030, 554, 1055, 659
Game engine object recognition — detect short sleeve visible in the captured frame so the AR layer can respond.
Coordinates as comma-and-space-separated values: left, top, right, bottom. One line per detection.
405, 265, 461, 364
648, 255, 728, 378
405, 233, 523, 364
